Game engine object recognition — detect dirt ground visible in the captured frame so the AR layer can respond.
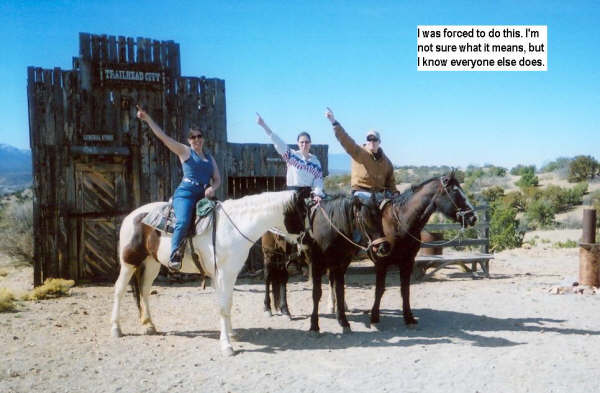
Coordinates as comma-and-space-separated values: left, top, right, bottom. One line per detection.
1, 235, 599, 393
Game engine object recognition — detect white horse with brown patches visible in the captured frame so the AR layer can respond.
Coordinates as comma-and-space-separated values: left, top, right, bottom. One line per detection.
110, 190, 308, 356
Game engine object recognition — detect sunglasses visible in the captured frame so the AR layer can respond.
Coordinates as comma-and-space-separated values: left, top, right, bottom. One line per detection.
366, 135, 379, 142
189, 134, 203, 140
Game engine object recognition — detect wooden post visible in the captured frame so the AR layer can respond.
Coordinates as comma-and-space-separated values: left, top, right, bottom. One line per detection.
579, 208, 599, 287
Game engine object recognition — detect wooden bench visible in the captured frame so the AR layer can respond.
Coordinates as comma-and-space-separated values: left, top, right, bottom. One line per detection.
413, 205, 493, 280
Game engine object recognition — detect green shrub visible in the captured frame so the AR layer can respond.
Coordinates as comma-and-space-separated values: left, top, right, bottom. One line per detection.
324, 174, 351, 193
489, 201, 523, 251
503, 191, 526, 212
525, 199, 556, 229
553, 239, 578, 248
516, 166, 539, 188
481, 186, 505, 204
540, 157, 572, 173
568, 155, 598, 182
510, 164, 536, 176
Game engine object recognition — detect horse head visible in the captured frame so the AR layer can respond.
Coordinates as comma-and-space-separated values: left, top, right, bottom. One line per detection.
283, 189, 310, 235
434, 170, 477, 227
352, 193, 391, 259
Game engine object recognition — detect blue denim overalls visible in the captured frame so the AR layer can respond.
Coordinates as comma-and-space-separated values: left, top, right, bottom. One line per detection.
170, 150, 213, 261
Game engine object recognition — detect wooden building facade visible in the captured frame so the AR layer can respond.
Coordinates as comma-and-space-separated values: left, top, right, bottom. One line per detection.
27, 33, 327, 285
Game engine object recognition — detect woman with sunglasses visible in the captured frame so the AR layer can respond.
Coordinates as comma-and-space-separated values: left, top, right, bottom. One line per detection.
136, 105, 221, 271
325, 107, 395, 199
256, 113, 324, 201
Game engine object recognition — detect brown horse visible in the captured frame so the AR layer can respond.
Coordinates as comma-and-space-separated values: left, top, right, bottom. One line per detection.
261, 231, 307, 317
371, 171, 477, 326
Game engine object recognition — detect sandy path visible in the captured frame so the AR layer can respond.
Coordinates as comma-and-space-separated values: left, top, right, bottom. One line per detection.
1, 245, 600, 393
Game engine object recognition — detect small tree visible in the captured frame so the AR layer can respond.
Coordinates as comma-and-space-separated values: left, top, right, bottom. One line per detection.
489, 201, 523, 251
568, 155, 599, 183
525, 198, 556, 229
516, 166, 539, 188
481, 186, 505, 204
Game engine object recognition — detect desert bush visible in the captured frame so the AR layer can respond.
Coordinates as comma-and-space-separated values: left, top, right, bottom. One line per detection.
324, 174, 351, 193
503, 191, 526, 212
21, 278, 75, 301
481, 186, 505, 204
510, 164, 536, 176
540, 157, 572, 173
489, 200, 523, 251
0, 288, 16, 312
516, 166, 539, 188
553, 239, 578, 249
568, 155, 599, 183
590, 190, 600, 227
0, 199, 33, 263
525, 199, 556, 229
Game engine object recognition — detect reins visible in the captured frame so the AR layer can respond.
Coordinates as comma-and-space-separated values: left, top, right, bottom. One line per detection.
216, 201, 257, 244
315, 201, 387, 257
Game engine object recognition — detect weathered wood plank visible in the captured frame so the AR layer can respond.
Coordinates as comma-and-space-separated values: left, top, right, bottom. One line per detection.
79, 33, 91, 59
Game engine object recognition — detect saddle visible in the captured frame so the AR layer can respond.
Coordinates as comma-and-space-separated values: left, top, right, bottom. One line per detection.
141, 198, 216, 237
141, 199, 217, 283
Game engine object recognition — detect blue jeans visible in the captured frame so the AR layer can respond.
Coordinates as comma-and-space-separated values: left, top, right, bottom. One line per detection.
170, 182, 205, 261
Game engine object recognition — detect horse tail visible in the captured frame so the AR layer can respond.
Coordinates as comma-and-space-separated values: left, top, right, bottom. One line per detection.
130, 264, 145, 316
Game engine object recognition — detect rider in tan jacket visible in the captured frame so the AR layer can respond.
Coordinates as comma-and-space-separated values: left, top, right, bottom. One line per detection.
325, 107, 395, 196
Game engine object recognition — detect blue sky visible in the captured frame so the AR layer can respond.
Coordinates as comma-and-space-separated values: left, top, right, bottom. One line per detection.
0, 0, 598, 169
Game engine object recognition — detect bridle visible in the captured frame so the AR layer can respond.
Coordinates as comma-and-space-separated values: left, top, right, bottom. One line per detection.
391, 176, 474, 246
316, 199, 388, 260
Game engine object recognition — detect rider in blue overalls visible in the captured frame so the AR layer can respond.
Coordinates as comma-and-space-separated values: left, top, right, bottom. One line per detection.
137, 106, 222, 271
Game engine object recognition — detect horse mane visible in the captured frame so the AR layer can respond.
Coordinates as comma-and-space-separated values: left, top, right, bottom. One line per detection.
394, 170, 456, 207
220, 190, 296, 216
318, 194, 354, 232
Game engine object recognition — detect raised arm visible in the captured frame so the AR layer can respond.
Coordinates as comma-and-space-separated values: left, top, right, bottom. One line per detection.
137, 105, 188, 159
256, 113, 290, 159
325, 107, 370, 164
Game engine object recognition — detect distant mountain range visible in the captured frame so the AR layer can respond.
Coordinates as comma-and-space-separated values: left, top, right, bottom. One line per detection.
0, 144, 32, 194
0, 143, 351, 194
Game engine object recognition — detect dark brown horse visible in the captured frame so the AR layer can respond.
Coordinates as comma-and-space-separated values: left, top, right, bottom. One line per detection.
371, 171, 477, 326
306, 194, 391, 334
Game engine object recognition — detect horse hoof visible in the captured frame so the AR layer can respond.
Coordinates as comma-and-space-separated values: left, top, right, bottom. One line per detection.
342, 326, 352, 334
221, 346, 235, 357
144, 326, 157, 335
111, 327, 123, 338
264, 310, 273, 317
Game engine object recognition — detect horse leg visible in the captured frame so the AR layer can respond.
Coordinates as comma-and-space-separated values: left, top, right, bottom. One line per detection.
309, 264, 323, 334
111, 262, 136, 337
279, 267, 291, 319
263, 258, 273, 316
333, 269, 351, 333
370, 263, 387, 324
327, 269, 336, 314
216, 272, 236, 356
139, 260, 161, 335
400, 260, 418, 326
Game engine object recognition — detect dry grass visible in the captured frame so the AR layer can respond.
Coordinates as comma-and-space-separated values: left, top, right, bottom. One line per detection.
0, 287, 16, 312
21, 278, 75, 301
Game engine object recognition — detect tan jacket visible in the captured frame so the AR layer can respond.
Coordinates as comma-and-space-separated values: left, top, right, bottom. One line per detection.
333, 122, 395, 191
